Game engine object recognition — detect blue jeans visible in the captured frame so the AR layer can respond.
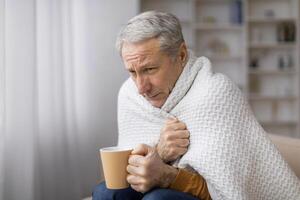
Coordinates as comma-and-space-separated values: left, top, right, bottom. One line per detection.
92, 182, 200, 200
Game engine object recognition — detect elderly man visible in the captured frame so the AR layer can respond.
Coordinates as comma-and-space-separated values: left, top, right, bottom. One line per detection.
93, 11, 300, 200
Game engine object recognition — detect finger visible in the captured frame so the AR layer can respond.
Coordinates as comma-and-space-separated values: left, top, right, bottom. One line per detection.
174, 138, 190, 148
168, 122, 187, 131
132, 184, 148, 193
127, 164, 144, 176
166, 117, 178, 124
128, 155, 145, 166
132, 144, 151, 155
167, 130, 190, 139
127, 174, 141, 185
131, 184, 142, 192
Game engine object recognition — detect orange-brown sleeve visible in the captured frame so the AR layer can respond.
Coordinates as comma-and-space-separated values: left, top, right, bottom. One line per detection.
169, 168, 211, 200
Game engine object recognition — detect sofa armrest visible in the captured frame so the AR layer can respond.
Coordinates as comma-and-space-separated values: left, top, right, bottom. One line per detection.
269, 134, 300, 178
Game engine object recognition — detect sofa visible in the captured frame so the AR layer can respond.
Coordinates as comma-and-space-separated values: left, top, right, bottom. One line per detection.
269, 134, 300, 178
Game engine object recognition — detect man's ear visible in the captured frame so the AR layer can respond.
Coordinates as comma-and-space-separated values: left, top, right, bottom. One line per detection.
178, 42, 188, 65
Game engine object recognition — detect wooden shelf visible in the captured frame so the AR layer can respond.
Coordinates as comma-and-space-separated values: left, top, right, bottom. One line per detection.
194, 23, 243, 31
260, 121, 298, 126
248, 69, 296, 75
203, 55, 243, 61
247, 17, 296, 23
247, 0, 290, 2
249, 95, 298, 101
197, 0, 233, 3
249, 43, 296, 49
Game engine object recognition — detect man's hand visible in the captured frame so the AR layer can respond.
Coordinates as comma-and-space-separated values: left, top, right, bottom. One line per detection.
156, 118, 190, 163
126, 144, 178, 193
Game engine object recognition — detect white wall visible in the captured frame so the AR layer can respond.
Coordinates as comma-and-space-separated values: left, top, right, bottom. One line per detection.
72, 0, 139, 197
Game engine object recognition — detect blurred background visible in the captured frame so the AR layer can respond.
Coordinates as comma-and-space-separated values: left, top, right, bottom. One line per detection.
0, 0, 299, 200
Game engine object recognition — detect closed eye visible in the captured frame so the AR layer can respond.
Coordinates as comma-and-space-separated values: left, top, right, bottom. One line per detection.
128, 70, 136, 77
145, 67, 157, 74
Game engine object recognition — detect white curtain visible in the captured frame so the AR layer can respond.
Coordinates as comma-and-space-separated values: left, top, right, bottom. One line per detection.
0, 0, 138, 199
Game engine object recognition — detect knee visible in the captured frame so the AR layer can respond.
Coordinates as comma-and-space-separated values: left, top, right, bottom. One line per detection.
92, 182, 110, 200
142, 189, 168, 200
92, 182, 143, 200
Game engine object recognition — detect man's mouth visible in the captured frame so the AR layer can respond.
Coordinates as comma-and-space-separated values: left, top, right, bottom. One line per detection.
145, 93, 160, 100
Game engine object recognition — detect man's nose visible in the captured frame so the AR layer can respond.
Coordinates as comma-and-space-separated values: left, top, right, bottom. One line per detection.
136, 75, 150, 95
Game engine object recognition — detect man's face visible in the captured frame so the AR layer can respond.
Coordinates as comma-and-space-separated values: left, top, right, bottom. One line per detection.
122, 38, 185, 108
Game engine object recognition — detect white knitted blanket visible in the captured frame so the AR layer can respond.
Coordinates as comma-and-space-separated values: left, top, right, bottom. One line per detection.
117, 53, 300, 200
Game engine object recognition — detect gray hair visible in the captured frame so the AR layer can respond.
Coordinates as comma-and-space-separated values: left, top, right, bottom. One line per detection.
116, 11, 185, 58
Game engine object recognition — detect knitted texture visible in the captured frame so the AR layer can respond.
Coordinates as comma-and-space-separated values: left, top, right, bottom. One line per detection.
117, 53, 300, 200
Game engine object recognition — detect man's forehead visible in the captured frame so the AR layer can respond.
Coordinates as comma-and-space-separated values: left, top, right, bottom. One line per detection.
122, 39, 160, 57
123, 52, 149, 63
122, 44, 162, 67
124, 55, 157, 70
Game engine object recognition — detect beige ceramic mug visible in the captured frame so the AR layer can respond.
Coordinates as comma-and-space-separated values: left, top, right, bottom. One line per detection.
100, 147, 133, 189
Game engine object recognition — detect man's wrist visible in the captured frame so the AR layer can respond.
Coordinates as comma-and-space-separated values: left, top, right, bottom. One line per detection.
159, 164, 179, 188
